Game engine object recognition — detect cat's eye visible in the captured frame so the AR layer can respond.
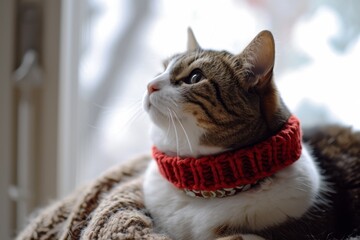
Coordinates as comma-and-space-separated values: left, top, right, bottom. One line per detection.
185, 69, 204, 84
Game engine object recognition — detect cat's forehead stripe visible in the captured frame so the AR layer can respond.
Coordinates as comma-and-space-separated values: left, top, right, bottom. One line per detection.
165, 57, 180, 73
163, 50, 237, 85
171, 51, 233, 72
170, 55, 197, 77
169, 52, 212, 79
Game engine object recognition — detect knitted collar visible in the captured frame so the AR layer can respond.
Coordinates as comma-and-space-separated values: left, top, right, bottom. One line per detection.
152, 115, 302, 198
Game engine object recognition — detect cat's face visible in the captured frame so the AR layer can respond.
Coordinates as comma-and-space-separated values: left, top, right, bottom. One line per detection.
144, 29, 290, 157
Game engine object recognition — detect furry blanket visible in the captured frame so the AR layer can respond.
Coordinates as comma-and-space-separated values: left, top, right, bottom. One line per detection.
17, 125, 360, 240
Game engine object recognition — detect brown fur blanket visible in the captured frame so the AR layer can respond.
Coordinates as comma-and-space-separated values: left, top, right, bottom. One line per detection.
16, 125, 360, 240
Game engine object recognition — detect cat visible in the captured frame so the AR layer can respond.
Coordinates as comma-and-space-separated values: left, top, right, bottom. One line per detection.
142, 29, 326, 240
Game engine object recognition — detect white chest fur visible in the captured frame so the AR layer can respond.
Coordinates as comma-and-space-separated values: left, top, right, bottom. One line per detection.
143, 145, 323, 240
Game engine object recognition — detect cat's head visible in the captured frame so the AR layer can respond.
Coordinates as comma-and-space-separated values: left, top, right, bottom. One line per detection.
144, 29, 290, 157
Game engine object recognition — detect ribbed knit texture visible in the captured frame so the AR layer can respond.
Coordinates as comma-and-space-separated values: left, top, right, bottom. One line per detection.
16, 156, 171, 240
15, 124, 360, 239
153, 115, 302, 191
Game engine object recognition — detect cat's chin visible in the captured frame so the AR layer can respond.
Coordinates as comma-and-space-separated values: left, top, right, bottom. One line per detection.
150, 124, 223, 157
143, 98, 167, 127
146, 105, 170, 127
143, 93, 154, 113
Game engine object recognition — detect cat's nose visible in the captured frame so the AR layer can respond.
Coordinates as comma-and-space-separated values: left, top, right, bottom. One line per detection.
147, 82, 160, 94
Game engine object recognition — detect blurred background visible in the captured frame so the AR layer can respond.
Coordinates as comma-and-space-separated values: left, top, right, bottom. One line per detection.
0, 0, 359, 239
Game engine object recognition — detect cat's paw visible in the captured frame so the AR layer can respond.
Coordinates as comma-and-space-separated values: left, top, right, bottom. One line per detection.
216, 234, 265, 240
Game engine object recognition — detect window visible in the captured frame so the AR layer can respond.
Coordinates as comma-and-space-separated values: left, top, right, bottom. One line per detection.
63, 0, 360, 192
1, 0, 359, 238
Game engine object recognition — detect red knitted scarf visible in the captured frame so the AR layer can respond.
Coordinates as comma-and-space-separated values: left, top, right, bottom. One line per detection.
152, 115, 302, 192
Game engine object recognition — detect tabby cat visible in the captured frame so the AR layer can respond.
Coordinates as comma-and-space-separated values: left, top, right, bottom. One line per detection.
142, 29, 347, 240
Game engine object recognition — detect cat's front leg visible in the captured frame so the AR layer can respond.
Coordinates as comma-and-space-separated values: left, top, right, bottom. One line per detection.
216, 234, 266, 240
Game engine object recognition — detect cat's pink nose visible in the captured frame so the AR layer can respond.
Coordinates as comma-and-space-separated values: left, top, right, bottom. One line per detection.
147, 82, 160, 94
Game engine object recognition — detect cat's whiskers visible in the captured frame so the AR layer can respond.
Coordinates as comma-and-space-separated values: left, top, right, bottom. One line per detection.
165, 110, 172, 139
122, 101, 145, 130
92, 99, 142, 118
170, 109, 193, 154
168, 108, 180, 157
169, 98, 178, 108
87, 100, 145, 148
293, 187, 309, 193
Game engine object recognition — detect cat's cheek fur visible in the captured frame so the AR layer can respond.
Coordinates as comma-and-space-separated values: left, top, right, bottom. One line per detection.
143, 145, 324, 240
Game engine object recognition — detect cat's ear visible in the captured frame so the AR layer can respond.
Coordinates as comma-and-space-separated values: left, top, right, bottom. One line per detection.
187, 27, 201, 52
239, 30, 275, 90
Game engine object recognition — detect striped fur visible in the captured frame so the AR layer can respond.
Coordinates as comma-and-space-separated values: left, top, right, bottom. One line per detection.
143, 30, 324, 240
146, 30, 290, 152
